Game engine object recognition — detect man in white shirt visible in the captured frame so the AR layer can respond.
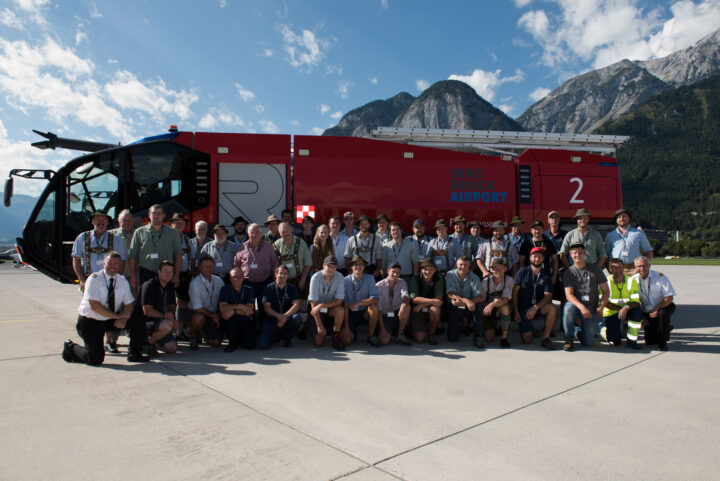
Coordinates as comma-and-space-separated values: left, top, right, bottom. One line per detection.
632, 256, 677, 351
62, 252, 148, 365
188, 257, 226, 350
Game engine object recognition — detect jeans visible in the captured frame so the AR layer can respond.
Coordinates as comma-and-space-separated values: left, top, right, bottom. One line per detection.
563, 303, 599, 347
258, 313, 302, 349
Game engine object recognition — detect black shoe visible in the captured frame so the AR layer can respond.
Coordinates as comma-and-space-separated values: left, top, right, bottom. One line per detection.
472, 335, 484, 349
626, 341, 642, 350
283, 338, 292, 348
541, 337, 556, 350
224, 343, 237, 352
428, 334, 438, 346
657, 344, 668, 352
500, 338, 510, 349
367, 336, 380, 348
296, 329, 308, 341
105, 341, 119, 354
145, 344, 159, 357
62, 339, 75, 363
176, 332, 190, 342
189, 338, 200, 350
127, 350, 150, 362
396, 333, 411, 346
549, 330, 557, 338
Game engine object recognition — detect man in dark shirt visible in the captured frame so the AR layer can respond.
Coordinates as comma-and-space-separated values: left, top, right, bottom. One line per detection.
260, 265, 303, 349
512, 248, 556, 350
409, 259, 444, 345
218, 267, 255, 352
141, 261, 178, 354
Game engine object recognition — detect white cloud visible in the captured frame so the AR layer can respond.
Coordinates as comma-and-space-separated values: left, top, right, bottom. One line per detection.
381, 0, 389, 10
498, 104, 515, 115
197, 107, 245, 130
310, 127, 324, 135
325, 65, 343, 75
518, 0, 720, 70
219, 0, 227, 7
448, 68, 524, 101
90, 2, 102, 18
290, 120, 300, 126
416, 79, 430, 92
107, 59, 118, 64
489, 51, 498, 62
254, 104, 264, 113
259, 120, 279, 133
370, 77, 378, 84
13, 0, 49, 25
280, 24, 330, 70
320, 104, 331, 115
234, 83, 256, 102
529, 86, 551, 101
513, 0, 533, 7
75, 28, 88, 45
0, 8, 23, 29
330, 111, 342, 120
336, 80, 352, 99
260, 48, 273, 57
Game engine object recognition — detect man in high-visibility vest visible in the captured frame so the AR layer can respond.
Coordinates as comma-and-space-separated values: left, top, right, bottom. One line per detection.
602, 258, 643, 350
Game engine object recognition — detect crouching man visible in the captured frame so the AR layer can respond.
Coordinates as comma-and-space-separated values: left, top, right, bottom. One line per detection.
343, 256, 381, 347
188, 256, 225, 350
260, 265, 303, 349
376, 263, 412, 346
62, 251, 149, 365
141, 261, 178, 354
445, 256, 484, 347
633, 256, 677, 351
603, 258, 642, 349
218, 267, 256, 352
307, 256, 346, 349
512, 248, 556, 350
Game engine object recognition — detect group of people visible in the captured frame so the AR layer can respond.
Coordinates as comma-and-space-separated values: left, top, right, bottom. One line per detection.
61, 204, 677, 366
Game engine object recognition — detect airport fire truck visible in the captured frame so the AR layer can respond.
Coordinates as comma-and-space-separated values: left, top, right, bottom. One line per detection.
4, 127, 628, 284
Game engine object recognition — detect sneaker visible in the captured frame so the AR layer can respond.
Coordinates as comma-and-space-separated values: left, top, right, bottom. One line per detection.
428, 334, 438, 346
62, 339, 75, 363
367, 336, 380, 348
189, 338, 200, 350
541, 337, 556, 350
563, 340, 574, 351
472, 335, 484, 349
396, 333, 411, 346
600, 327, 608, 342
500, 338, 510, 349
105, 340, 119, 354
332, 332, 345, 350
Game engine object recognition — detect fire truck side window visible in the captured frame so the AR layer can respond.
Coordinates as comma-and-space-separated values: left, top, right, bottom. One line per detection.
65, 155, 119, 239
28, 191, 56, 267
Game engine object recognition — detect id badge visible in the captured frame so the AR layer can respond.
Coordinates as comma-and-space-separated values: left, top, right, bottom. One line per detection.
621, 250, 629, 257
352, 307, 359, 312
150, 253, 159, 259
250, 263, 258, 269
286, 263, 294, 269
581, 295, 590, 302
320, 307, 328, 313
421, 307, 428, 313
418, 255, 425, 261
458, 305, 466, 310
96, 259, 103, 266
216, 262, 223, 267
435, 259, 442, 265
386, 312, 395, 318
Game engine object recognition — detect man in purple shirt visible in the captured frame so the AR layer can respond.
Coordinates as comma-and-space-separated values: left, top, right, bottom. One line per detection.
233, 223, 278, 310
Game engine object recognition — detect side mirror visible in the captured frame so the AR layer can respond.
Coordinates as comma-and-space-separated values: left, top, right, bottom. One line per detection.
3, 177, 12, 207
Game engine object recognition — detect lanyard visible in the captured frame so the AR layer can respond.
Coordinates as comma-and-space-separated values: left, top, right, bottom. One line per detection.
275, 284, 287, 312
201, 276, 215, 307
159, 284, 168, 313
151, 226, 163, 252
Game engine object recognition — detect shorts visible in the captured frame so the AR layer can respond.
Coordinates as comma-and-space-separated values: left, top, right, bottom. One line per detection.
347, 309, 369, 335
411, 308, 432, 334
176, 271, 191, 301
517, 307, 547, 334
306, 312, 334, 337
381, 311, 399, 335
201, 315, 222, 341
151, 318, 175, 346
481, 303, 513, 332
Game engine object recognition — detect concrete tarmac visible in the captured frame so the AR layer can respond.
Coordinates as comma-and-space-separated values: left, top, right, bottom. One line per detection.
1, 262, 718, 480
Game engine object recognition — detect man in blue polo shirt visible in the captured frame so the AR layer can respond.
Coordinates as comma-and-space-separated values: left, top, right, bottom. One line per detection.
344, 255, 381, 347
512, 248, 556, 350
605, 208, 653, 275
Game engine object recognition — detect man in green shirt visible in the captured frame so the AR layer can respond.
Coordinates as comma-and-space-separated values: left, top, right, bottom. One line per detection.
128, 204, 183, 290
559, 208, 606, 268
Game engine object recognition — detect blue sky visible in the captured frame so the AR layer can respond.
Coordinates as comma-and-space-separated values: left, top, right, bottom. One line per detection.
1, 0, 719, 196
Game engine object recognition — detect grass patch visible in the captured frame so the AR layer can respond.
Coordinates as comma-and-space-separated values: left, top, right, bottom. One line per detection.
651, 258, 720, 266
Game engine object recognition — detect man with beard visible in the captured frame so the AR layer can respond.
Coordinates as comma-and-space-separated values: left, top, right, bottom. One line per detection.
328, 216, 350, 275
200, 224, 237, 283
605, 208, 653, 275
72, 211, 126, 292
344, 215, 383, 278
476, 220, 519, 278
128, 204, 182, 290
141, 261, 178, 354
519, 221, 559, 282
274, 221, 312, 297
231, 216, 249, 245
260, 265, 303, 349
307, 256, 346, 349
480, 259, 514, 348
512, 248, 556, 350
409, 259, 444, 345
603, 258, 643, 349
409, 219, 432, 264
376, 263, 412, 346
343, 256, 381, 347
263, 214, 282, 244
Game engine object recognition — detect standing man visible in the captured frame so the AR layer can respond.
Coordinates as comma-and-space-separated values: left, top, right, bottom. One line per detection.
72, 211, 126, 292
274, 222, 312, 297
328, 215, 350, 275
307, 256, 346, 349
62, 252, 149, 364
445, 256, 484, 346
188, 257, 225, 350
200, 224, 237, 283
233, 223, 279, 311
450, 216, 475, 259
260, 265, 303, 349
559, 208, 606, 269
344, 215, 383, 279
544, 210, 565, 252
507, 216, 528, 249
169, 213, 194, 340
375, 214, 392, 243
603, 258, 643, 349
218, 267, 256, 351
381, 222, 419, 281
562, 243, 610, 351
342, 211, 358, 237
231, 216, 249, 245
605, 208, 653, 275
141, 261, 178, 354
263, 214, 282, 244
476, 220, 519, 278
480, 259, 514, 348
468, 221, 487, 266
427, 219, 462, 275
281, 209, 303, 236
376, 263, 412, 346
189, 220, 212, 268
127, 204, 182, 290
111, 209, 136, 281
410, 219, 432, 264
512, 248, 556, 350
343, 256, 381, 347
633, 256, 677, 351
409, 259, 444, 345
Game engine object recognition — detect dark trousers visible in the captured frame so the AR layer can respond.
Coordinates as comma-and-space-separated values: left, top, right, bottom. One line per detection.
74, 314, 145, 365
223, 314, 256, 350
246, 278, 272, 312
604, 307, 642, 344
446, 305, 483, 342
258, 313, 303, 349
643, 303, 675, 347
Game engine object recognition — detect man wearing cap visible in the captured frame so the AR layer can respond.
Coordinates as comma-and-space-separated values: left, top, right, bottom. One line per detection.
233, 223, 279, 311
445, 256, 484, 345
343, 256, 381, 347
274, 221, 312, 298
512, 248, 556, 350
231, 216, 249, 245
480, 258, 515, 348
450, 216, 475, 259
410, 219, 432, 264
507, 216, 528, 249
188, 256, 225, 350
559, 209, 606, 269
562, 243, 610, 351
128, 204, 183, 290
344, 215, 383, 278
519, 220, 559, 282
382, 222, 419, 281
603, 258, 642, 349
218, 267, 256, 351
426, 219, 462, 275
189, 220, 211, 269
476, 220, 519, 278
375, 214, 392, 244
307, 256, 346, 349
328, 215, 350, 275
200, 224, 237, 283
376, 263, 412, 346
170, 213, 195, 340
260, 264, 303, 349
72, 211, 126, 292
263, 214, 281, 244
62, 251, 149, 365
605, 208, 653, 275
409, 259, 445, 345
632, 256, 676, 351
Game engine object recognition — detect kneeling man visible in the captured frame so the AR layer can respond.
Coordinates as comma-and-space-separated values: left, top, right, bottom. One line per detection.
481, 258, 515, 348
219, 267, 256, 351
260, 265, 303, 349
376, 263, 412, 346
307, 256, 346, 349
188, 257, 226, 350
633, 255, 677, 351
445, 256, 484, 347
344, 256, 381, 347
141, 260, 178, 354
512, 248, 556, 350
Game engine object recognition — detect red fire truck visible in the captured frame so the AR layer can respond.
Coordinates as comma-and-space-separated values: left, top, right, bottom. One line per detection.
4, 127, 628, 283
